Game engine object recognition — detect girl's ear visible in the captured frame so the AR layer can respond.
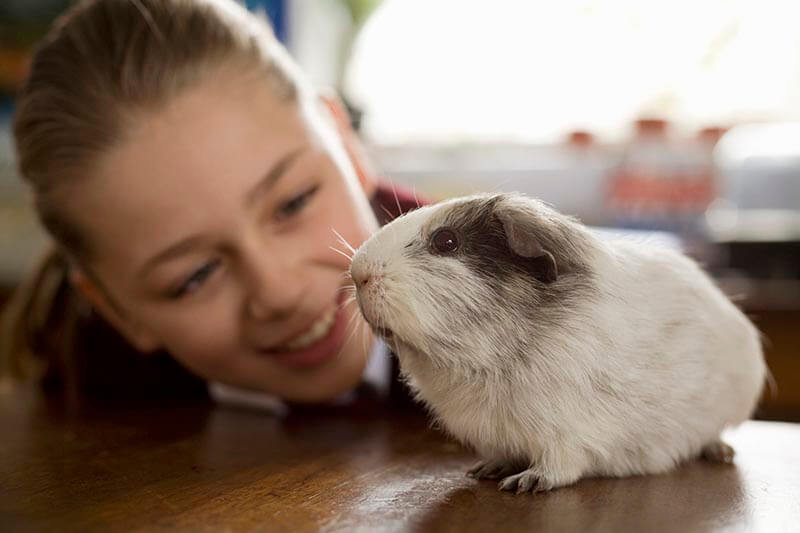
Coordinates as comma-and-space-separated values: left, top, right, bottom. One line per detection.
318, 91, 377, 198
69, 269, 161, 353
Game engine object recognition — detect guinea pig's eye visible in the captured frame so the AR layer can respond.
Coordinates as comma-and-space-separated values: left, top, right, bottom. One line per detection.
430, 228, 459, 254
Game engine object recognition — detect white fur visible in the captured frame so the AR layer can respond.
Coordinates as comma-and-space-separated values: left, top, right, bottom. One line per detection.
351, 193, 766, 492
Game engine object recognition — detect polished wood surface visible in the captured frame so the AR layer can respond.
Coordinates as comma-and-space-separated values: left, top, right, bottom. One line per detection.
2, 383, 799, 533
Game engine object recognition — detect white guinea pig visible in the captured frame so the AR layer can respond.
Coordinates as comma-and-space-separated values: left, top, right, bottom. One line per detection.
350, 192, 766, 494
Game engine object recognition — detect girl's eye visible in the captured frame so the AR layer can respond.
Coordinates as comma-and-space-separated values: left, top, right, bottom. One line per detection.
170, 259, 221, 299
277, 185, 319, 220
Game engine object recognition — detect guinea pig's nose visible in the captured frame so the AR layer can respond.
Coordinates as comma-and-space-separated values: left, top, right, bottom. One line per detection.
350, 258, 379, 290
352, 273, 371, 289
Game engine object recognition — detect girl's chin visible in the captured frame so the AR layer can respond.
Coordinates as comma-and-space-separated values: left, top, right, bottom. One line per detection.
290, 326, 374, 402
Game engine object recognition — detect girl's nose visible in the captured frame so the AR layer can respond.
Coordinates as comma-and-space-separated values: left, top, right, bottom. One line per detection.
243, 248, 302, 322
247, 296, 273, 322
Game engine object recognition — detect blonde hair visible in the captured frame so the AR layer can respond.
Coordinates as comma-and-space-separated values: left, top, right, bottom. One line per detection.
2, 0, 304, 395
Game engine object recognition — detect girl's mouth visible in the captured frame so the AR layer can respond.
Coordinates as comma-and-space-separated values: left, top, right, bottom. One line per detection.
260, 289, 353, 369
278, 308, 337, 350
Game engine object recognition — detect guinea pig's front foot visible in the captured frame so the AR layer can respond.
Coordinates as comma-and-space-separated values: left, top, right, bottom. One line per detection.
467, 460, 554, 494
496, 458, 585, 495
497, 468, 551, 494
700, 439, 735, 464
467, 459, 526, 480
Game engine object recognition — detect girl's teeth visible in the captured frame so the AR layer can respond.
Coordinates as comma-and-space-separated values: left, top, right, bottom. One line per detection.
283, 308, 336, 350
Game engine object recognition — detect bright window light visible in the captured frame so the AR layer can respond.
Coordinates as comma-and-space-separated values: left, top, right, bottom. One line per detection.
344, 0, 800, 144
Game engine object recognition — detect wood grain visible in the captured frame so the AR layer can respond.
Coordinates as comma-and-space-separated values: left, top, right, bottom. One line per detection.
1, 382, 799, 532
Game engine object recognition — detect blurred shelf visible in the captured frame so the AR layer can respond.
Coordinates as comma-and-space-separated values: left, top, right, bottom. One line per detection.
716, 276, 800, 312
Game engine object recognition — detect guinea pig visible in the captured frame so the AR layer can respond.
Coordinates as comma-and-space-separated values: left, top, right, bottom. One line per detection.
349, 192, 766, 494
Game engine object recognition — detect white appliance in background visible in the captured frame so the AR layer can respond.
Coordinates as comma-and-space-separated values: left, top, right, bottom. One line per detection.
713, 122, 800, 213
707, 121, 800, 243
368, 142, 618, 227
704, 122, 800, 310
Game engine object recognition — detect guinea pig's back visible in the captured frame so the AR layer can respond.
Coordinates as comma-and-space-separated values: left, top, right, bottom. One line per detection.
648, 245, 766, 423
591, 239, 766, 456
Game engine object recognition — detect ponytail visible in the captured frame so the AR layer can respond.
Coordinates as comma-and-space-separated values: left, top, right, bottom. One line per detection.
0, 246, 86, 400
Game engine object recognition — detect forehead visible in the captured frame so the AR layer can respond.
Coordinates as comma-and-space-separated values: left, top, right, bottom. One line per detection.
69, 76, 307, 266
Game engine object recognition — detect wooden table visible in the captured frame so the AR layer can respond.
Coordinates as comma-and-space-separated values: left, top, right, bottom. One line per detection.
2, 382, 799, 532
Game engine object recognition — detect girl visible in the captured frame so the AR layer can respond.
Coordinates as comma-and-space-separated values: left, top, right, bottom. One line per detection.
1, 0, 421, 407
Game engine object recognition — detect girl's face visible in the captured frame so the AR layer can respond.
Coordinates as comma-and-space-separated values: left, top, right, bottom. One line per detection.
67, 74, 380, 402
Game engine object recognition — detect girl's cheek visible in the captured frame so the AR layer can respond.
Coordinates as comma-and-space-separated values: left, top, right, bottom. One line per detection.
163, 303, 241, 366
170, 331, 238, 377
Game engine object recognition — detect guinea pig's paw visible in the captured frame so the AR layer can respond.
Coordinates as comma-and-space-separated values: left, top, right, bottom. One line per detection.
700, 439, 735, 464
497, 468, 552, 494
467, 459, 526, 480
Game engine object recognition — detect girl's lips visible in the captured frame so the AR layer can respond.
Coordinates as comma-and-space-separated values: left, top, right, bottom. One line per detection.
262, 289, 353, 369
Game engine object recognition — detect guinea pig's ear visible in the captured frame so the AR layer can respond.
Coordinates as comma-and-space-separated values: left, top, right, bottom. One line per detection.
495, 202, 558, 284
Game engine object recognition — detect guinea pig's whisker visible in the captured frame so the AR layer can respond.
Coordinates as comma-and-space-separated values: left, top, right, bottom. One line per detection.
390, 180, 403, 217
330, 227, 357, 255
412, 186, 420, 209
488, 177, 515, 193
344, 303, 371, 357
336, 282, 356, 293
336, 317, 355, 366
336, 288, 356, 300
346, 298, 363, 329
329, 245, 353, 262
342, 310, 360, 346
364, 321, 372, 363
338, 293, 357, 311
377, 297, 393, 341
346, 305, 360, 330
356, 317, 368, 362
340, 278, 355, 293
379, 204, 394, 220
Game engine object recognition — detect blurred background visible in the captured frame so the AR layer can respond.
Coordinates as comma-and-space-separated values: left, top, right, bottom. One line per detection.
1, 0, 798, 418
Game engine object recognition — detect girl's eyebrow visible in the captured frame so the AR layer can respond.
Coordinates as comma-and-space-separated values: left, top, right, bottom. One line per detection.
138, 146, 308, 279
138, 235, 208, 279
244, 146, 306, 209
